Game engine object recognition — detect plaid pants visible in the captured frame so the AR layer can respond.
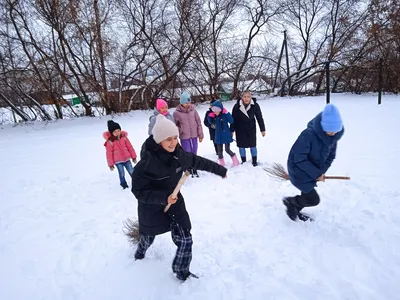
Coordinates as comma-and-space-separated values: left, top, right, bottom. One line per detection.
135, 222, 193, 277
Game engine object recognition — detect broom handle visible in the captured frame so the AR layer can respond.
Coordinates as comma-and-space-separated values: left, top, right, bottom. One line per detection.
324, 176, 351, 180
164, 170, 191, 213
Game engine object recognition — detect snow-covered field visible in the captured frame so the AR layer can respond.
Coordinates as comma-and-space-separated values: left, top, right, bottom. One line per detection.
1, 94, 399, 300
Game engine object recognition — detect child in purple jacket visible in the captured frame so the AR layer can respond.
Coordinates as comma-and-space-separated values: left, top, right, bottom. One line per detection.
173, 91, 204, 177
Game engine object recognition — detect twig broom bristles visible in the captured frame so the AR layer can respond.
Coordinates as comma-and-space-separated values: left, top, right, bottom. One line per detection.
263, 162, 350, 181
123, 218, 140, 245
123, 170, 191, 244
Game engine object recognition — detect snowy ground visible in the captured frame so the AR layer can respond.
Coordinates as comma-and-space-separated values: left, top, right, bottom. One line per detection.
1, 93, 400, 300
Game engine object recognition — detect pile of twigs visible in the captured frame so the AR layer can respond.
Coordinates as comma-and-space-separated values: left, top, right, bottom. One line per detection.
263, 162, 350, 181
123, 218, 140, 244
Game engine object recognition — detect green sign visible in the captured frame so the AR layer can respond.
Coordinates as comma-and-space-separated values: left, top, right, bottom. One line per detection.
72, 97, 81, 105
71, 96, 89, 105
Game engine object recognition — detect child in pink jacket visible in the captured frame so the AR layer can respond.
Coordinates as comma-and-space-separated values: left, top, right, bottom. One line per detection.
103, 120, 137, 189
173, 91, 204, 177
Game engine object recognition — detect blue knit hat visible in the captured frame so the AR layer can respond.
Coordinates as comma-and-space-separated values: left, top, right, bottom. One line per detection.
211, 100, 223, 109
321, 104, 343, 132
180, 91, 191, 104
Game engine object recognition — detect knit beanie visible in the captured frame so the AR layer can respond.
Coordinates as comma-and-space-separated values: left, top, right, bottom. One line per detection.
107, 120, 121, 133
155, 98, 168, 115
211, 100, 223, 113
152, 114, 179, 144
320, 104, 343, 132
180, 91, 191, 105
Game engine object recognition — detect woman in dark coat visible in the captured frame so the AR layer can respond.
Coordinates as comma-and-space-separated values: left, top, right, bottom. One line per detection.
131, 114, 227, 281
231, 91, 266, 166
283, 104, 345, 222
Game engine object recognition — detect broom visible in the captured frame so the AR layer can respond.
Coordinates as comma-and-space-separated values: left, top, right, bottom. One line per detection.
164, 170, 191, 212
123, 218, 140, 245
263, 162, 350, 181
123, 170, 191, 244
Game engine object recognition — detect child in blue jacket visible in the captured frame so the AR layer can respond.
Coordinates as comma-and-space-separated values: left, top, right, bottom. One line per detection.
283, 104, 345, 221
207, 100, 240, 167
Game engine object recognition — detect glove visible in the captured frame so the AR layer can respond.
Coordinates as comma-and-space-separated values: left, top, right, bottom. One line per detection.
132, 158, 137, 164
110, 166, 115, 171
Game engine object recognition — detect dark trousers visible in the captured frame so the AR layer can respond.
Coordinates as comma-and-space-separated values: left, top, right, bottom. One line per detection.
216, 143, 235, 159
135, 222, 193, 277
213, 142, 218, 155
293, 189, 320, 211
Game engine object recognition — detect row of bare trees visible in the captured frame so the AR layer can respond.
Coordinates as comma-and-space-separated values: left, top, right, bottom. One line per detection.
0, 0, 399, 123
282, 0, 400, 95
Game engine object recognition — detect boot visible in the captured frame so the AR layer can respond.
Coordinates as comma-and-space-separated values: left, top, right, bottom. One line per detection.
134, 251, 145, 260
282, 197, 299, 221
241, 156, 247, 164
231, 154, 240, 167
176, 271, 199, 282
218, 158, 225, 166
121, 182, 129, 189
252, 156, 258, 167
192, 169, 199, 177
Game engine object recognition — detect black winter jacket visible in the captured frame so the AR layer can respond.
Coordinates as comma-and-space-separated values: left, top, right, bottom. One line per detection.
203, 108, 216, 141
231, 99, 266, 148
131, 136, 227, 235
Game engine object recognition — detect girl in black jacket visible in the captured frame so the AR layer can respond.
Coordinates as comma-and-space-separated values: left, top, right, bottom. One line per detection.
131, 114, 227, 282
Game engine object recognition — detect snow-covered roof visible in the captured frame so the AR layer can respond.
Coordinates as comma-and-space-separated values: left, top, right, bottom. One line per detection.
108, 84, 145, 92
62, 92, 98, 99
219, 79, 272, 93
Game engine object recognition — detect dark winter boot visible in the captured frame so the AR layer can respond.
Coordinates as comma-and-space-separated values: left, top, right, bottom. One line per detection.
121, 182, 129, 189
176, 271, 199, 282
134, 251, 145, 260
252, 156, 258, 167
283, 197, 299, 221
297, 212, 314, 222
241, 156, 246, 164
192, 169, 199, 178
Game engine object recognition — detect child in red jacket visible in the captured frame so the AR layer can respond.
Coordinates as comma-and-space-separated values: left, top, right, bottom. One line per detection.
103, 120, 137, 189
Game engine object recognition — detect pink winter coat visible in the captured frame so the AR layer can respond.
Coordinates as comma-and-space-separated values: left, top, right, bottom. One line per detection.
173, 104, 204, 140
103, 131, 137, 167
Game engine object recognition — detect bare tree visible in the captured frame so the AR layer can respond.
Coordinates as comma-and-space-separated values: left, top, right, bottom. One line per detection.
279, 0, 369, 95
181, 0, 239, 97
227, 0, 282, 99
281, 0, 328, 94
0, 2, 57, 121
118, 0, 242, 108
312, 0, 368, 93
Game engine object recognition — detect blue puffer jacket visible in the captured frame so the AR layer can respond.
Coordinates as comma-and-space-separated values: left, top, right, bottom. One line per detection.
207, 101, 234, 145
287, 113, 344, 193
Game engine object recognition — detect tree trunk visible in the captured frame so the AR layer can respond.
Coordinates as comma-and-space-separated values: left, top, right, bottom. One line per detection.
93, 0, 111, 115
315, 70, 326, 94
0, 93, 30, 122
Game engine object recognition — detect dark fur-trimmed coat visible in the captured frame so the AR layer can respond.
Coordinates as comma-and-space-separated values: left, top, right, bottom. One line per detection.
131, 136, 227, 236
